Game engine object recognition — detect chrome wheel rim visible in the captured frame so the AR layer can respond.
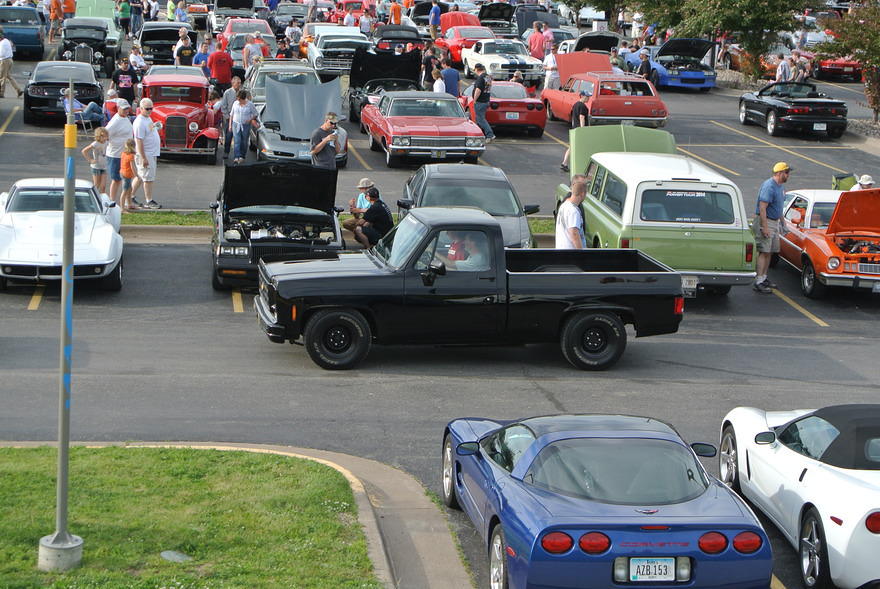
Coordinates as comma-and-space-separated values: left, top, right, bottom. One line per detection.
739, 103, 747, 123
489, 531, 505, 589
767, 112, 776, 134
719, 432, 737, 487
442, 440, 453, 500
803, 265, 814, 291
800, 518, 821, 586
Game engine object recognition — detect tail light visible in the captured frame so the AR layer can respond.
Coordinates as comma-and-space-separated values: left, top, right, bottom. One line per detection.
578, 532, 610, 554
651, 108, 666, 116
541, 532, 573, 554
866, 512, 880, 533
787, 106, 810, 115
526, 103, 535, 110
732, 531, 762, 553
674, 296, 684, 315
377, 41, 389, 50
619, 238, 630, 248
745, 242, 754, 263
535, 103, 543, 111
490, 102, 499, 109
698, 532, 727, 554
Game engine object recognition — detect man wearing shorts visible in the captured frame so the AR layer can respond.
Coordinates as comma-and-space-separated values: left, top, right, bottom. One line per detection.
105, 100, 133, 203
753, 162, 790, 293
132, 98, 162, 209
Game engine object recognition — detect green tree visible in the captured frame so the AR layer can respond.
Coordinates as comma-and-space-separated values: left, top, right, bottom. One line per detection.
817, 4, 880, 122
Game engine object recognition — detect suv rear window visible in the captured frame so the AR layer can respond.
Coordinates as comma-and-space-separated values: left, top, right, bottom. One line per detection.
640, 189, 735, 224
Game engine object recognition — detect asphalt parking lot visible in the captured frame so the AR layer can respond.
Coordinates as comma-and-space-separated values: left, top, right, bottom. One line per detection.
2, 47, 880, 589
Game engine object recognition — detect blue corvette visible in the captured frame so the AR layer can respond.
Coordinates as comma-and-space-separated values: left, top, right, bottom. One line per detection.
625, 39, 717, 91
441, 414, 772, 588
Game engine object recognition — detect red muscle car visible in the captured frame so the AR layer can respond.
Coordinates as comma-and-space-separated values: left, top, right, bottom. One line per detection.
434, 24, 495, 64
540, 52, 668, 128
459, 81, 545, 137
360, 90, 486, 167
216, 18, 273, 51
813, 56, 862, 81
141, 74, 221, 164
780, 188, 880, 297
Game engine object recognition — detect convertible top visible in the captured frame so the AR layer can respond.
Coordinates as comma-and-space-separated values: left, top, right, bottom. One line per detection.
812, 404, 880, 469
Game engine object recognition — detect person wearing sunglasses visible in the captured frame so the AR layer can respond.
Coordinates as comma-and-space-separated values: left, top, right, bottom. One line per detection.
131, 98, 162, 209
309, 112, 342, 170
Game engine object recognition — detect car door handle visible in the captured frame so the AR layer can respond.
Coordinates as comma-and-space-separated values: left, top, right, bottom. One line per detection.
799, 468, 807, 482
478, 276, 495, 281
483, 296, 495, 304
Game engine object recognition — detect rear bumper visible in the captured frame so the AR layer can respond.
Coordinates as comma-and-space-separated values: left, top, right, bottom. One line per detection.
778, 116, 847, 132
589, 115, 667, 128
681, 271, 757, 286
819, 272, 880, 288
161, 146, 216, 154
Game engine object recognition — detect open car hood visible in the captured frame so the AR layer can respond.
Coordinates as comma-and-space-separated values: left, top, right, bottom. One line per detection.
349, 46, 421, 88
479, 2, 514, 22
657, 38, 714, 59
214, 0, 254, 10
573, 31, 621, 53
440, 11, 479, 30
261, 75, 342, 140
557, 52, 611, 84
411, 1, 447, 18
568, 126, 676, 180
827, 189, 880, 234
222, 161, 337, 214
140, 28, 198, 44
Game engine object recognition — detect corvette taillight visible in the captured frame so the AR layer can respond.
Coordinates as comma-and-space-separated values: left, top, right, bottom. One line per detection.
698, 532, 727, 554
579, 532, 610, 554
526, 103, 535, 110
866, 512, 880, 533
541, 531, 573, 553
732, 531, 762, 553
535, 103, 543, 111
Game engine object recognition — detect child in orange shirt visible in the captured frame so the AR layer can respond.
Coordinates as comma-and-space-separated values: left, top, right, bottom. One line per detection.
120, 139, 138, 211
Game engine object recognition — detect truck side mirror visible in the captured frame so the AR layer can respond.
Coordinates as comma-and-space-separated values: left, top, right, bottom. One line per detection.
397, 198, 413, 209
209, 202, 219, 210
523, 204, 540, 215
420, 261, 446, 286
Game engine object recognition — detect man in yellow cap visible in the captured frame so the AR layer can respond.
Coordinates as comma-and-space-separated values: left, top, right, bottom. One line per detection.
753, 162, 791, 293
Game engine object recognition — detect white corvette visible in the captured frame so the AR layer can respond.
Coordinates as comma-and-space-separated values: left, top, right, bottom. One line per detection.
0, 178, 123, 291
720, 405, 880, 589
460, 38, 543, 84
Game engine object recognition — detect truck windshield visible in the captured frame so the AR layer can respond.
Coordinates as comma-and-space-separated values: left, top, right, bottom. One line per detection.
373, 214, 428, 269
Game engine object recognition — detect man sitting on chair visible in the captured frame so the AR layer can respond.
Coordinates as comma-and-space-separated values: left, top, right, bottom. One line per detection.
62, 88, 105, 124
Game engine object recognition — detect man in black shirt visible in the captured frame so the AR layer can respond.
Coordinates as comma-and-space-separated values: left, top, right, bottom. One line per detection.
354, 187, 393, 247
175, 36, 196, 66
560, 90, 589, 172
636, 49, 652, 79
421, 47, 439, 89
110, 58, 140, 105
472, 63, 495, 142
275, 38, 294, 58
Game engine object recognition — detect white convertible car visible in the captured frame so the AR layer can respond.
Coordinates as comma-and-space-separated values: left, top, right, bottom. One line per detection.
460, 38, 543, 84
720, 405, 880, 589
0, 178, 123, 291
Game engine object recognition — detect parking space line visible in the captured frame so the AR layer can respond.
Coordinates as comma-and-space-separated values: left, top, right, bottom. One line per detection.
773, 289, 829, 327
676, 147, 740, 176
348, 144, 372, 170
27, 285, 45, 311
542, 129, 568, 147
2, 130, 62, 137
478, 156, 492, 167
815, 80, 863, 95
771, 574, 787, 589
709, 120, 848, 174
0, 106, 20, 136
231, 289, 244, 313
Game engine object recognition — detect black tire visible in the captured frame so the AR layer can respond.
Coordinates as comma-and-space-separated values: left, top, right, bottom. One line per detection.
359, 121, 367, 134
0, 276, 6, 291
560, 311, 627, 371
22, 107, 36, 125
488, 526, 509, 589
739, 101, 750, 125
100, 258, 123, 292
766, 110, 780, 136
441, 434, 461, 509
204, 140, 219, 165
800, 508, 833, 589
801, 259, 827, 298
545, 101, 555, 121
211, 263, 227, 291
368, 131, 381, 151
528, 126, 544, 138
719, 425, 740, 492
337, 154, 348, 168
349, 103, 359, 123
705, 285, 732, 295
827, 127, 845, 139
303, 308, 372, 370
384, 142, 400, 168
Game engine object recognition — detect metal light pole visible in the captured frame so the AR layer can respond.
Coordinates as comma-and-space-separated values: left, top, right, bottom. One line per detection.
38, 78, 83, 572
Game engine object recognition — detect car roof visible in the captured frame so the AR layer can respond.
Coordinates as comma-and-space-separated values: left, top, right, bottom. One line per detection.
409, 206, 498, 225
572, 71, 651, 82
423, 163, 506, 180
786, 189, 842, 203
13, 178, 95, 190
520, 414, 679, 437
386, 91, 457, 99
592, 152, 733, 185
143, 21, 193, 29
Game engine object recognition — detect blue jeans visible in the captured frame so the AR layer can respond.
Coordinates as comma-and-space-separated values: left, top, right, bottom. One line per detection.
473, 101, 494, 139
130, 12, 143, 35
224, 118, 233, 155
75, 102, 105, 124
233, 125, 249, 159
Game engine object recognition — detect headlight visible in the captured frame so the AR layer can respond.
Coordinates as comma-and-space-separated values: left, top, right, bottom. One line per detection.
490, 63, 500, 71
234, 246, 249, 257
465, 137, 484, 147
63, 50, 72, 59
315, 57, 324, 67
220, 246, 234, 256
261, 148, 275, 156
827, 257, 840, 270
520, 238, 532, 248
391, 136, 410, 146
144, 53, 153, 59
189, 122, 199, 132
94, 51, 103, 60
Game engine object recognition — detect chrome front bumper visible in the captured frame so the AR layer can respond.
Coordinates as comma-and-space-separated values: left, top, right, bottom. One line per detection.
820, 272, 880, 288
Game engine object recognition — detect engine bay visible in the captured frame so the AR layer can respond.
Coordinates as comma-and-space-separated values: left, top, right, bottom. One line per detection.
224, 218, 337, 245
836, 237, 880, 262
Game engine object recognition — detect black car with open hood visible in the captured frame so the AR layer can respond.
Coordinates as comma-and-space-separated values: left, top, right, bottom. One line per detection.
348, 47, 421, 121
210, 0, 256, 33
210, 161, 344, 289
372, 24, 425, 52
138, 22, 198, 64
478, 3, 516, 38
572, 30, 621, 53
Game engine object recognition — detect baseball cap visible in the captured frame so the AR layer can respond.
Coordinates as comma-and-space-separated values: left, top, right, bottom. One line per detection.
325, 112, 339, 123
578, 90, 588, 97
365, 187, 380, 199
116, 98, 131, 110
639, 49, 648, 55
772, 162, 791, 173
357, 177, 374, 189
858, 174, 874, 186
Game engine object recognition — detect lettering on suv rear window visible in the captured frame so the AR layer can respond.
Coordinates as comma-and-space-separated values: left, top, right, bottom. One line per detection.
639, 189, 735, 224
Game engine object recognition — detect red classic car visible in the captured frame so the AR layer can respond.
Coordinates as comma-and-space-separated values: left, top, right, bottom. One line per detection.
541, 52, 668, 128
217, 18, 274, 51
780, 188, 880, 297
141, 74, 221, 164
813, 56, 862, 81
360, 90, 486, 167
459, 81, 545, 137
328, 0, 366, 24
433, 24, 495, 64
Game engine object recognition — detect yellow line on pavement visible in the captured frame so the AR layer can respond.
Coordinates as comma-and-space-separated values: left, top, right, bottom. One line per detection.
543, 129, 568, 147
676, 147, 740, 176
771, 575, 787, 589
815, 79, 863, 95
773, 289, 829, 327
709, 120, 847, 173
348, 143, 372, 170
231, 289, 243, 313
27, 285, 45, 311
47, 47, 57, 60
0, 106, 20, 136
3, 130, 62, 137
478, 156, 492, 167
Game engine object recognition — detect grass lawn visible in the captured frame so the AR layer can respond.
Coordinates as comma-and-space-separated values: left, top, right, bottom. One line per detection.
0, 447, 381, 589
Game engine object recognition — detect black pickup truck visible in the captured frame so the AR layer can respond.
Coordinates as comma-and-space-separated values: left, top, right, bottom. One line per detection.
255, 207, 684, 370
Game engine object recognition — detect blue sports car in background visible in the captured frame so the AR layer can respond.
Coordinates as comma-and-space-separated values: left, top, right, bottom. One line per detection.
441, 414, 772, 589
626, 38, 717, 91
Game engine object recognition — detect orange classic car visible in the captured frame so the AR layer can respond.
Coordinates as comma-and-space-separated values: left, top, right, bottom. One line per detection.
780, 188, 880, 297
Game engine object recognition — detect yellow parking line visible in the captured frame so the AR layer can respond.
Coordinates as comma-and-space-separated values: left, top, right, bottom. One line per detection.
2, 130, 62, 137
543, 129, 568, 147
27, 285, 45, 311
477, 156, 492, 167
709, 120, 848, 174
815, 79, 863, 95
231, 289, 244, 313
773, 289, 829, 327
676, 147, 740, 176
0, 106, 20, 136
348, 143, 372, 171
771, 574, 787, 589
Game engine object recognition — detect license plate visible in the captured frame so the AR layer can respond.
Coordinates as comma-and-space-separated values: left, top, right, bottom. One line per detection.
298, 150, 311, 158
872, 282, 880, 293
431, 150, 446, 158
505, 112, 519, 120
630, 557, 675, 581
844, 67, 853, 72
682, 275, 698, 291
813, 123, 827, 131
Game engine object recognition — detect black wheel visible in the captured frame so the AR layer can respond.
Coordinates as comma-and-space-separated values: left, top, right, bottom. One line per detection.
739, 102, 750, 125
303, 308, 372, 370
359, 120, 367, 135
800, 508, 833, 589
441, 434, 461, 509
801, 259, 827, 298
649, 69, 660, 88
349, 103, 359, 123
337, 154, 348, 168
22, 107, 36, 125
827, 127, 844, 139
719, 425, 740, 492
488, 526, 509, 589
528, 126, 544, 138
100, 258, 123, 292
463, 155, 479, 164
544, 101, 555, 121
211, 262, 226, 291
384, 142, 400, 168
766, 110, 780, 136
560, 311, 626, 370
204, 140, 218, 165
705, 285, 732, 295
368, 131, 381, 151
0, 276, 6, 291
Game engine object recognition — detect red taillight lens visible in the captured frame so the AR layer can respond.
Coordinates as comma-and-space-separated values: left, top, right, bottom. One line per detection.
541, 532, 573, 554
745, 242, 754, 263
866, 512, 880, 533
526, 103, 535, 110
578, 532, 610, 554
535, 103, 543, 111
490, 102, 499, 109
699, 532, 728, 554
620, 238, 630, 248
788, 106, 810, 114
674, 296, 684, 315
732, 531, 762, 553
377, 42, 389, 50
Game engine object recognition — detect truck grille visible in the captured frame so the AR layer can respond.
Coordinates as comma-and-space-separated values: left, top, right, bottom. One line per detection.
74, 45, 93, 64
410, 136, 469, 148
858, 263, 880, 274
165, 116, 187, 147
251, 245, 297, 263
321, 55, 354, 71
500, 64, 537, 71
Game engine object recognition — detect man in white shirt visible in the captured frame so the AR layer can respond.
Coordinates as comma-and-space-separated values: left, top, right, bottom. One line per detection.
131, 98, 162, 209
105, 99, 134, 203
285, 20, 302, 44
0, 31, 23, 98
342, 7, 355, 27
555, 175, 587, 249
542, 43, 559, 90
775, 54, 791, 83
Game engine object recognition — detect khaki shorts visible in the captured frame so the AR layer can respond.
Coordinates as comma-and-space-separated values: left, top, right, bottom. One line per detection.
754, 216, 781, 253
135, 154, 157, 182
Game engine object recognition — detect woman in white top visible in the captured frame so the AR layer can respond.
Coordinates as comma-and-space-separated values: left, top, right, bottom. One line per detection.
431, 69, 445, 93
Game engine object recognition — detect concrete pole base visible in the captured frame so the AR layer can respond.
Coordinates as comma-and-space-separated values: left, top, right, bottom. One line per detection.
38, 534, 83, 572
